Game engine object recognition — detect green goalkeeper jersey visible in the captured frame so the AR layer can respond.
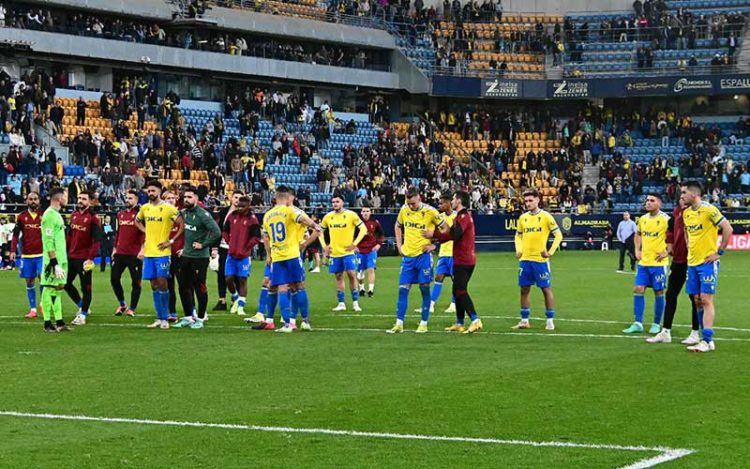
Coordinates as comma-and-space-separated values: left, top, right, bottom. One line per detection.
42, 206, 67, 265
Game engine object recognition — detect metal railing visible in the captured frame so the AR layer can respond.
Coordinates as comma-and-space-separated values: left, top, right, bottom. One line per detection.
564, 63, 748, 78
424, 64, 547, 79
418, 115, 495, 195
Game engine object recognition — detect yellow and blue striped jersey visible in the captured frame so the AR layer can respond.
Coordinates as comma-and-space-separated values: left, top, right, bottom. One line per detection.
321, 209, 363, 258
684, 202, 725, 266
397, 203, 444, 258
438, 212, 456, 257
637, 211, 670, 267
516, 210, 559, 262
136, 202, 179, 258
262, 205, 304, 262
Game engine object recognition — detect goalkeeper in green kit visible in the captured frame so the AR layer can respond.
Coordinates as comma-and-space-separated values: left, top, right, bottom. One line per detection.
41, 187, 71, 333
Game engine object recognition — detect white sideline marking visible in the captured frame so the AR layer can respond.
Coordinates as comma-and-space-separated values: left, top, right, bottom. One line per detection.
337, 313, 750, 334
4, 314, 750, 333
2, 319, 750, 342
0, 410, 694, 468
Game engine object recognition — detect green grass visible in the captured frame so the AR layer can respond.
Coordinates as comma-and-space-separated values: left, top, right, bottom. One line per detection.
0, 251, 749, 468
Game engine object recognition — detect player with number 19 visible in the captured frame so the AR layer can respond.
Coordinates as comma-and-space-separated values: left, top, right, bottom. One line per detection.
262, 186, 320, 333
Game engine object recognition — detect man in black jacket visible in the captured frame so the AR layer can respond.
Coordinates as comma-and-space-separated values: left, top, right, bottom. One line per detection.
76, 97, 87, 126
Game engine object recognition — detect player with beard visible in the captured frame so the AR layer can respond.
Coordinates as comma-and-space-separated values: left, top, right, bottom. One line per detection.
40, 187, 71, 332
173, 187, 221, 330
12, 192, 44, 318
135, 181, 183, 329
67, 191, 102, 326
111, 190, 145, 317
224, 196, 261, 317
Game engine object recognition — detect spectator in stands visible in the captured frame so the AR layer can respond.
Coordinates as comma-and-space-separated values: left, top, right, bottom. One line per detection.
75, 96, 86, 126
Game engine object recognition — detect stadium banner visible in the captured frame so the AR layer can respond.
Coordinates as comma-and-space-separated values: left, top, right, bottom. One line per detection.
481, 79, 522, 98
433, 73, 750, 99
715, 74, 750, 94
370, 213, 750, 238
622, 77, 674, 96
724, 234, 750, 250
725, 213, 750, 234
547, 79, 591, 99
431, 75, 483, 97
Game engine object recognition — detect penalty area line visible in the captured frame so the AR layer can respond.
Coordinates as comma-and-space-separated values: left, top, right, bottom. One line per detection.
0, 410, 694, 468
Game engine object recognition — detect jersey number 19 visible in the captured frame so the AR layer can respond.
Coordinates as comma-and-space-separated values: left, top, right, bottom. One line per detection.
270, 221, 286, 243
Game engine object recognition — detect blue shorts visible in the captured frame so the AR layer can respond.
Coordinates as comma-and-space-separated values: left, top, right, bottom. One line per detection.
271, 257, 305, 287
225, 256, 251, 278
399, 252, 433, 285
263, 263, 272, 278
686, 262, 720, 295
357, 251, 378, 271
518, 260, 552, 288
436, 256, 454, 277
142, 256, 171, 280
329, 254, 357, 274
635, 265, 668, 291
19, 256, 43, 279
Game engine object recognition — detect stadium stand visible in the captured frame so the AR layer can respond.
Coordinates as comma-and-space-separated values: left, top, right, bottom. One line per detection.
0, 0, 748, 216
1, 3, 382, 71
394, 13, 560, 77
563, 3, 749, 76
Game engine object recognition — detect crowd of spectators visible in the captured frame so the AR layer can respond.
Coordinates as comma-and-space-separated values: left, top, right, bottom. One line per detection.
1, 2, 380, 70
2, 61, 749, 215
564, 1, 747, 74
419, 104, 750, 213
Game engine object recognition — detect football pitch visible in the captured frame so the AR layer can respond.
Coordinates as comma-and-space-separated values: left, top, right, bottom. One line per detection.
1, 251, 748, 468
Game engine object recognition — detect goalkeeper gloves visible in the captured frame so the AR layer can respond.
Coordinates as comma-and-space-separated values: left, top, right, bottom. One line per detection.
44, 258, 66, 279
44, 257, 58, 278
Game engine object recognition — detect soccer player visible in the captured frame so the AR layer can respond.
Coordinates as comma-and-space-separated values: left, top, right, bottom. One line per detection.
387, 187, 445, 334
111, 190, 144, 317
223, 195, 261, 317
40, 187, 70, 332
262, 186, 320, 333
163, 190, 184, 322
320, 194, 366, 312
647, 198, 701, 344
513, 189, 563, 331
66, 191, 102, 326
356, 207, 384, 297
419, 194, 456, 314
425, 191, 483, 333
173, 187, 221, 330
248, 252, 275, 328
135, 181, 183, 329
212, 191, 244, 311
622, 194, 670, 335
287, 189, 312, 323
680, 181, 733, 352
11, 192, 44, 319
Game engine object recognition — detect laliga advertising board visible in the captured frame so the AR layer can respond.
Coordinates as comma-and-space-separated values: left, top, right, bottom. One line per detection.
723, 234, 750, 250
